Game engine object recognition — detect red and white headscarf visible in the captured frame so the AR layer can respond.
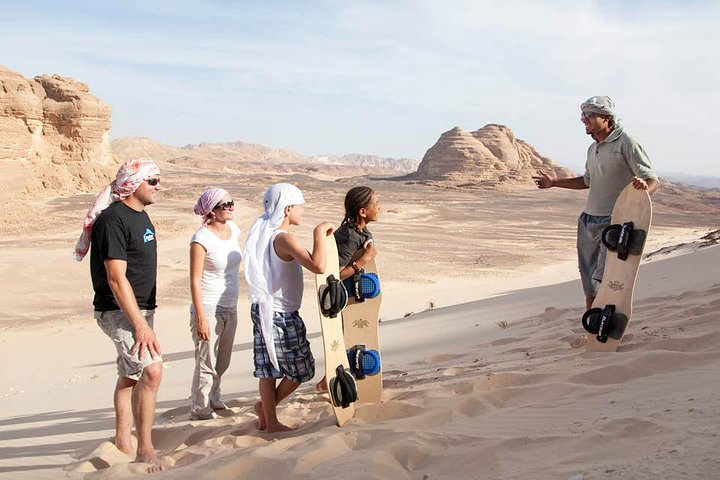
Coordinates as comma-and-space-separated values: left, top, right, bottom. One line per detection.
193, 187, 229, 225
73, 157, 160, 261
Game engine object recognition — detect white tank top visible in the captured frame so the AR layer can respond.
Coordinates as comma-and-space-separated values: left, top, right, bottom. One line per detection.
190, 221, 242, 308
270, 229, 303, 312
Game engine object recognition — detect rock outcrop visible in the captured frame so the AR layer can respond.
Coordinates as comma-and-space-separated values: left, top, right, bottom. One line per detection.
0, 66, 116, 196
408, 124, 573, 188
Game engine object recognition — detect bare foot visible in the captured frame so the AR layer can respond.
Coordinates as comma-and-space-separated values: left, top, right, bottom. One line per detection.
115, 439, 133, 456
315, 378, 328, 393
135, 448, 164, 473
114, 434, 136, 456
265, 421, 297, 434
253, 401, 266, 431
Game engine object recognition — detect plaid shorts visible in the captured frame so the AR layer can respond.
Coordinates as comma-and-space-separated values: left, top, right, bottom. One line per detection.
251, 303, 315, 383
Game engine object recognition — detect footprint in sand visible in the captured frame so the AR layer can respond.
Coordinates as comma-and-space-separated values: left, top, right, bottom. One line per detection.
488, 337, 523, 347
453, 396, 489, 417
354, 401, 425, 423
294, 432, 357, 473
65, 441, 132, 473
424, 353, 464, 364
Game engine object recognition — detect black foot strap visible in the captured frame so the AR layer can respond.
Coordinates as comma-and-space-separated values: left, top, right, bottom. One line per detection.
328, 365, 357, 408
601, 222, 647, 260
319, 274, 348, 318
582, 305, 629, 343
350, 269, 366, 303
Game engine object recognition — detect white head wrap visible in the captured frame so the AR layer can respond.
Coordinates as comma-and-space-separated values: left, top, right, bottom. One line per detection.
581, 96, 622, 129
581, 96, 616, 116
243, 183, 305, 370
74, 157, 160, 261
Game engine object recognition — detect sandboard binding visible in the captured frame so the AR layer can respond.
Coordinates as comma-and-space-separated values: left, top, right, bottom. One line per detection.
601, 221, 647, 260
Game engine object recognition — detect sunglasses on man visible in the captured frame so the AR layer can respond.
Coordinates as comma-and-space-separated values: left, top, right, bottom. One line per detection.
214, 200, 234, 210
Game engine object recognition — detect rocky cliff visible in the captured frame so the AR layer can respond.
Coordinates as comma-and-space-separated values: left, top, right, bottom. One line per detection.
408, 124, 573, 188
0, 66, 116, 196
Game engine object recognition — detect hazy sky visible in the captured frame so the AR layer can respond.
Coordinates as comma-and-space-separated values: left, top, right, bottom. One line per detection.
3, 1, 719, 175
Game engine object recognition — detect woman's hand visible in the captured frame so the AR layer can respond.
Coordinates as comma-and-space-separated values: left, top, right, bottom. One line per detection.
197, 319, 210, 341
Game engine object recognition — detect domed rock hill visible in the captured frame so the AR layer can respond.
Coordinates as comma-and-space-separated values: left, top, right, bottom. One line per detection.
407, 124, 573, 188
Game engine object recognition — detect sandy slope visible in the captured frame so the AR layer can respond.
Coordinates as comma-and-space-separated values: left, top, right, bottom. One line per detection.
1, 243, 718, 479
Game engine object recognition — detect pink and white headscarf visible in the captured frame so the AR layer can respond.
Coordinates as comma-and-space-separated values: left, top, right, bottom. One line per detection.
73, 157, 160, 261
193, 187, 229, 225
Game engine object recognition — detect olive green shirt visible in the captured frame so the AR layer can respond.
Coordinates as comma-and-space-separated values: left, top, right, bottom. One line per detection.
582, 126, 657, 216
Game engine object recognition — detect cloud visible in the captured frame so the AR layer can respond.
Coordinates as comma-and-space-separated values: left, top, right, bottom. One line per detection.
1, 1, 719, 174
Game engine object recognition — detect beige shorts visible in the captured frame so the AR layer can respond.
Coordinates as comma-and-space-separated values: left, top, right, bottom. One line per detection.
95, 309, 163, 381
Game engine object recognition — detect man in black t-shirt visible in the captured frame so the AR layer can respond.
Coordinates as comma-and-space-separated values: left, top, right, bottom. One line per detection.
91, 201, 158, 312
77, 158, 164, 472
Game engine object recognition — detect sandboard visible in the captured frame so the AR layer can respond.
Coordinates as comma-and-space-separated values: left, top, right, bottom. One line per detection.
585, 183, 652, 352
342, 258, 383, 403
314, 231, 355, 426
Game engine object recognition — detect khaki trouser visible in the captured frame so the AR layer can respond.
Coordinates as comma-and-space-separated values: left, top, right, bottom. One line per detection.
189, 304, 238, 417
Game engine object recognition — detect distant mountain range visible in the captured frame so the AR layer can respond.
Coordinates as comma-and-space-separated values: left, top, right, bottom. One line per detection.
110, 137, 720, 190
553, 161, 720, 190
308, 153, 418, 173
656, 172, 720, 189
111, 137, 419, 174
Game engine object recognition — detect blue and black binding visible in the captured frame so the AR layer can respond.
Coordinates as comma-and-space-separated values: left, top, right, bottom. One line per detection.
346, 344, 381, 380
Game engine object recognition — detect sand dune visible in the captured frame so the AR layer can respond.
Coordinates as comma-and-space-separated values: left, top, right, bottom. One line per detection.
54, 245, 719, 480
0, 173, 719, 479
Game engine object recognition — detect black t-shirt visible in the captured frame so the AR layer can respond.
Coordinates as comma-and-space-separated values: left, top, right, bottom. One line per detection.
334, 223, 373, 267
90, 202, 158, 311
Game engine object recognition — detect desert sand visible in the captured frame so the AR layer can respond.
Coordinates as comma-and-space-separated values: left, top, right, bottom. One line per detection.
0, 165, 719, 480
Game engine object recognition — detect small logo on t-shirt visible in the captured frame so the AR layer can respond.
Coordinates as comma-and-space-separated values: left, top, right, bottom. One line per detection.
143, 228, 155, 243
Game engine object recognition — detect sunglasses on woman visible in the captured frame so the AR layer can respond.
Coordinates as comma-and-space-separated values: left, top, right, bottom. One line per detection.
214, 200, 234, 210
146, 178, 160, 186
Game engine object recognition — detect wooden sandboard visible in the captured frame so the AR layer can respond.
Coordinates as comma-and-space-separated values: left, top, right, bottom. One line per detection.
586, 183, 652, 352
342, 258, 383, 403
314, 232, 355, 426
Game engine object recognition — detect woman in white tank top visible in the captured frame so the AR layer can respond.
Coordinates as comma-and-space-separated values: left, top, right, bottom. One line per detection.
188, 188, 242, 420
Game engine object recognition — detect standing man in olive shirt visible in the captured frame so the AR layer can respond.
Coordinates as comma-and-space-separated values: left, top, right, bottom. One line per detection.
74, 158, 164, 472
533, 96, 659, 310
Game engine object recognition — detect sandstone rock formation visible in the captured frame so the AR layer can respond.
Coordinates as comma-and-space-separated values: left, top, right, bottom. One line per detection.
0, 66, 116, 196
408, 124, 573, 188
